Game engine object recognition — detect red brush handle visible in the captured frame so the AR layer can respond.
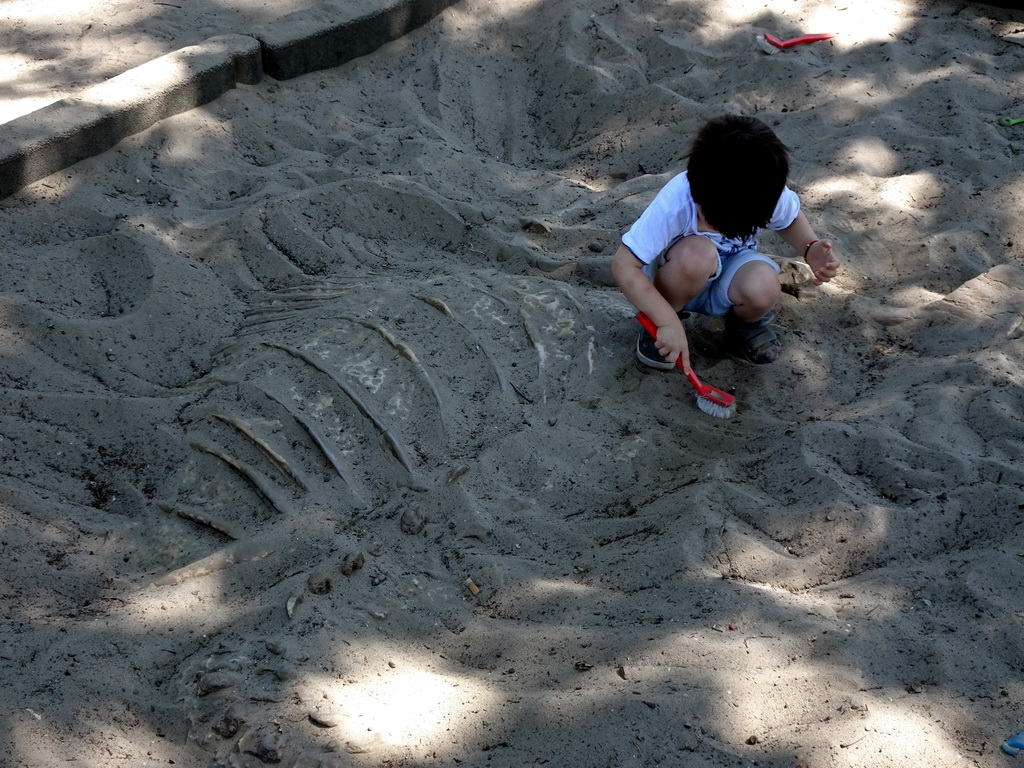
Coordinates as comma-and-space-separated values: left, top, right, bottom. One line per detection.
635, 312, 736, 408
635, 312, 686, 372
777, 32, 836, 48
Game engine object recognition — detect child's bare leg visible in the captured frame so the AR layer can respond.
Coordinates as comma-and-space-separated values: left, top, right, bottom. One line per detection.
653, 235, 718, 311
726, 260, 781, 321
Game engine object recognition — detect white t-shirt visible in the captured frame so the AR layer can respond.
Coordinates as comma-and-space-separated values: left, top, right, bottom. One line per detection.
622, 171, 801, 265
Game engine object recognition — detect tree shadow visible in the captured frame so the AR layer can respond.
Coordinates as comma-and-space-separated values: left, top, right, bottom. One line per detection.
1, 0, 1023, 765
0, 0, 303, 123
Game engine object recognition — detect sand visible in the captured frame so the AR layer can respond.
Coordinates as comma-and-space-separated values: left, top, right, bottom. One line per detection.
1, 0, 1023, 766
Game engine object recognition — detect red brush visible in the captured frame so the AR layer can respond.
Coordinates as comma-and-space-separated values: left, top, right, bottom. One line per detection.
756, 32, 836, 54
636, 312, 736, 419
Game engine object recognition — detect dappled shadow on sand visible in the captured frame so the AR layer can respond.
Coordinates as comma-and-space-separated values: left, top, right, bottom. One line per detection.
1, 0, 1023, 765
0, 0, 307, 124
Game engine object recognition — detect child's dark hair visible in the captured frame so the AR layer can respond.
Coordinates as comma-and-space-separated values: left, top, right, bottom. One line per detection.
686, 115, 789, 240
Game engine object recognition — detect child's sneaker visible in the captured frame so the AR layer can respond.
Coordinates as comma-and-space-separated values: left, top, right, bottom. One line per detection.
725, 309, 781, 364
635, 330, 675, 370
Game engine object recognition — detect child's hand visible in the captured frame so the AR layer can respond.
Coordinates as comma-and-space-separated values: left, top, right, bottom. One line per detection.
805, 239, 840, 285
655, 321, 691, 374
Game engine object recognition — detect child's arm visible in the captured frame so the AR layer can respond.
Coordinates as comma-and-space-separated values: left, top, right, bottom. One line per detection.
611, 244, 692, 372
777, 211, 840, 285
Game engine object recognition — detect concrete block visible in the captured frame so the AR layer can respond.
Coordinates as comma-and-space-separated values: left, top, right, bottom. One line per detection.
255, 0, 460, 81
0, 34, 262, 199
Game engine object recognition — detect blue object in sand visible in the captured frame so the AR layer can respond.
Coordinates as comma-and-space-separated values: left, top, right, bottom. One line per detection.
1004, 730, 1024, 756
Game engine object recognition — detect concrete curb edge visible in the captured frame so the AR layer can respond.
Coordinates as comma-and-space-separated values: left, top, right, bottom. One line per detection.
0, 0, 460, 200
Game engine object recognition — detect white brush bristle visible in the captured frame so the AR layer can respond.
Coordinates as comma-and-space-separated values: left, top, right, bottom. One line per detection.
756, 34, 781, 54
696, 396, 734, 419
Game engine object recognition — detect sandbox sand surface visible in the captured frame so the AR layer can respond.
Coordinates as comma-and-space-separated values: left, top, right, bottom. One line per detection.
1, 0, 1023, 766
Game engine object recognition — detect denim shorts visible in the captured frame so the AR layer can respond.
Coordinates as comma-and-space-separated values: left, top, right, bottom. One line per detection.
640, 239, 781, 317
641, 240, 773, 318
